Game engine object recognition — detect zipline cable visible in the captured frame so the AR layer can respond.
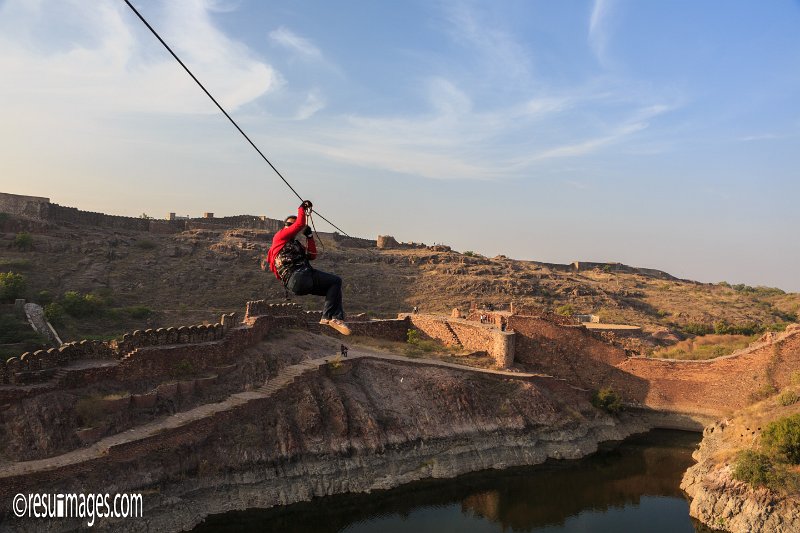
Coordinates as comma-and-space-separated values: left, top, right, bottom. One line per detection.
121, 0, 350, 237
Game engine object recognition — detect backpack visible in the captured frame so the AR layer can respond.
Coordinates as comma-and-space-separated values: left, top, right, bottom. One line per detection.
274, 239, 311, 281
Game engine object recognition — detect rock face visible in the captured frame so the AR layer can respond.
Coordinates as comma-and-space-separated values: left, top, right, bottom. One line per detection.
2, 359, 659, 532
681, 420, 800, 532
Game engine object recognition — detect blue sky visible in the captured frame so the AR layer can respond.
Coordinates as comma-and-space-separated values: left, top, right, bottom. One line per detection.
1, 0, 798, 291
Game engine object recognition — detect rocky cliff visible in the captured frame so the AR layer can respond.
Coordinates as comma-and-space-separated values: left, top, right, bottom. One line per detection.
681, 416, 800, 532
2, 357, 664, 532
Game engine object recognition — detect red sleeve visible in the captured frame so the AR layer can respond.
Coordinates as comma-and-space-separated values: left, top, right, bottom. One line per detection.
267, 206, 307, 279
306, 236, 317, 260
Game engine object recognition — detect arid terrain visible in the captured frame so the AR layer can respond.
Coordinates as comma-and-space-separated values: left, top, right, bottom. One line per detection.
1, 212, 797, 348
2, 200, 800, 532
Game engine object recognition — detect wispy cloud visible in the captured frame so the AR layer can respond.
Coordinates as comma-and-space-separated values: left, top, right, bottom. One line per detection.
295, 89, 326, 120
737, 133, 784, 142
588, 0, 617, 67
441, 1, 533, 84
269, 26, 323, 61
276, 78, 675, 182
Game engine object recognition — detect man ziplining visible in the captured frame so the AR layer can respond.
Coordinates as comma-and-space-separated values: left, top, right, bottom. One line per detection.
121, 5, 354, 334
263, 200, 352, 336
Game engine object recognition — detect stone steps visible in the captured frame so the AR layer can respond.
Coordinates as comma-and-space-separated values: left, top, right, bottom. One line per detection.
442, 321, 462, 347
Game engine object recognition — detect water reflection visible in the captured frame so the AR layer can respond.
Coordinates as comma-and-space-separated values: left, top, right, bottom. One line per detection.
195, 430, 720, 533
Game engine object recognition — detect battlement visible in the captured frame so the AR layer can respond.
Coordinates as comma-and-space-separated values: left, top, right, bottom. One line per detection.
0, 313, 237, 386
244, 300, 307, 322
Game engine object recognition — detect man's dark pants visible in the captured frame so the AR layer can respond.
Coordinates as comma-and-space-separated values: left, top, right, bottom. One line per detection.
286, 268, 345, 320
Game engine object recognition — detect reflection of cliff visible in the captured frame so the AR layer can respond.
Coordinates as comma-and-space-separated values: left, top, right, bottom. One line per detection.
194, 431, 700, 532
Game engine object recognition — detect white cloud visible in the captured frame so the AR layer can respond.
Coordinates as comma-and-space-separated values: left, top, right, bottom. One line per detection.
269, 27, 323, 60
0, 0, 281, 116
295, 90, 326, 120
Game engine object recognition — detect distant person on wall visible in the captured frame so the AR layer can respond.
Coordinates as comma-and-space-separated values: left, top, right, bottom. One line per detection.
262, 200, 351, 336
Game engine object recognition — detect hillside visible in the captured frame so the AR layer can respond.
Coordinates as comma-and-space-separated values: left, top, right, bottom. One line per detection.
1, 210, 797, 347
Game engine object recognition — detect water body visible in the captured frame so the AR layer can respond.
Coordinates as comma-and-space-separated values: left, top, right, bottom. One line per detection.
195, 430, 721, 533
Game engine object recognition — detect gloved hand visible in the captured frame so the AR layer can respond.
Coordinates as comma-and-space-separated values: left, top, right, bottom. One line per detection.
303, 226, 313, 238
301, 200, 313, 211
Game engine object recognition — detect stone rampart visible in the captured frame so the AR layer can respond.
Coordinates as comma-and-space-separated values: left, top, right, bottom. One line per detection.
48, 203, 152, 231
376, 235, 427, 250
405, 314, 515, 368
0, 301, 326, 387
1, 191, 288, 234
508, 314, 631, 390
1, 313, 237, 385
617, 326, 800, 414
332, 234, 376, 249
466, 310, 510, 330
509, 314, 800, 416
570, 261, 677, 280
244, 300, 306, 322
346, 318, 410, 342
376, 235, 401, 249
449, 319, 515, 368
0, 192, 49, 221
185, 215, 283, 232
405, 314, 461, 347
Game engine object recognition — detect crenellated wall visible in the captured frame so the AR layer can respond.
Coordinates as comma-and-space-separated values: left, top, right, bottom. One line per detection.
1, 313, 237, 385
244, 300, 306, 322
1, 300, 346, 389
0, 302, 316, 396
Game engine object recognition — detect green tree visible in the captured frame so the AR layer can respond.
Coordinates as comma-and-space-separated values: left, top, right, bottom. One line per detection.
13, 232, 33, 251
592, 388, 623, 414
556, 304, 575, 316
0, 272, 26, 302
61, 291, 105, 317
733, 450, 777, 488
44, 303, 66, 326
762, 414, 800, 463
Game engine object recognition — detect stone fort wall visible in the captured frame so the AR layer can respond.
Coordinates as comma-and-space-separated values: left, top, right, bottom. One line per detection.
617, 326, 800, 414
404, 314, 515, 368
508, 311, 800, 417
0, 192, 286, 234
0, 303, 418, 395
0, 192, 50, 221
0, 312, 239, 387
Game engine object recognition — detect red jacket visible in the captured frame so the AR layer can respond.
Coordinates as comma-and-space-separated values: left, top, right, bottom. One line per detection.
266, 206, 317, 279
